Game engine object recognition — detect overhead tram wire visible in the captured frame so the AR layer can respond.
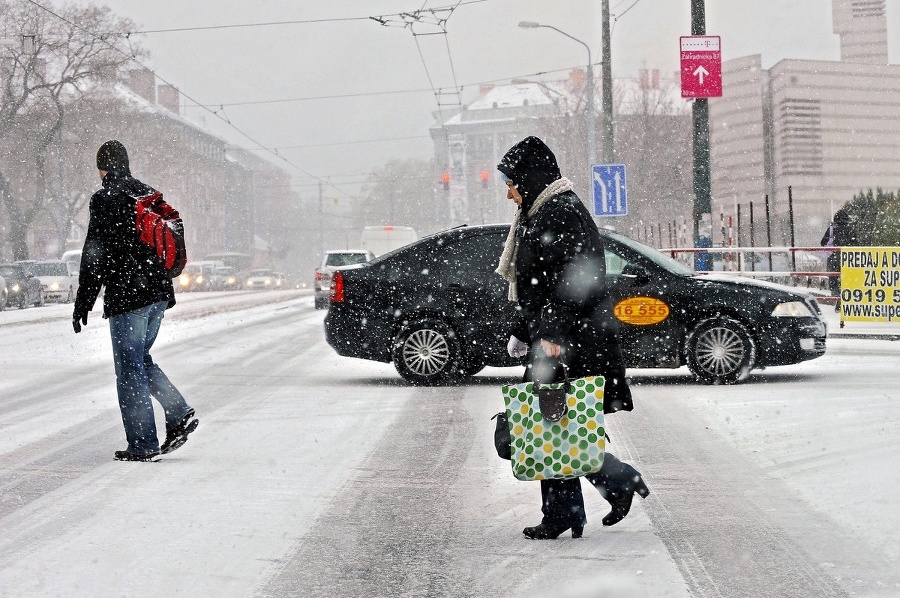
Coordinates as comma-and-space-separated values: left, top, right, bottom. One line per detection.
611, 0, 649, 36
202, 61, 605, 156
231, 135, 432, 151
196, 63, 598, 111
616, 0, 647, 20
21, 0, 355, 199
371, 2, 465, 134
120, 0, 491, 36
191, 88, 434, 109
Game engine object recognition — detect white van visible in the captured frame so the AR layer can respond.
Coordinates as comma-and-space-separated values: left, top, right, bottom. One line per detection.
360, 226, 418, 257
61, 250, 82, 273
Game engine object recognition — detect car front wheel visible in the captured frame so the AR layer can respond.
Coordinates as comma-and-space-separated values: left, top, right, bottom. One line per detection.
685, 316, 756, 384
392, 319, 461, 385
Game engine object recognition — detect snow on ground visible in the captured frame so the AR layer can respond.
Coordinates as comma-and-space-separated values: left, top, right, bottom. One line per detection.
0, 292, 898, 596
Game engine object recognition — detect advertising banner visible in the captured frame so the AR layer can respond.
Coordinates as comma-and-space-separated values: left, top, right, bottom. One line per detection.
840, 247, 900, 323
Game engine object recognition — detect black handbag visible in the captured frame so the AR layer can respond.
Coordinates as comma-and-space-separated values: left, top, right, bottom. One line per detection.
491, 412, 511, 460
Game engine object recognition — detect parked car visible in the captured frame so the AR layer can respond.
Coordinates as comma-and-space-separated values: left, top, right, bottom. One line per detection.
0, 263, 44, 308
324, 224, 827, 385
245, 269, 283, 290
30, 260, 79, 303
314, 249, 375, 309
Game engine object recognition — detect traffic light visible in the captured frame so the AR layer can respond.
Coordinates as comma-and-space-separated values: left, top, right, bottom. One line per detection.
480, 170, 490, 189
441, 172, 450, 190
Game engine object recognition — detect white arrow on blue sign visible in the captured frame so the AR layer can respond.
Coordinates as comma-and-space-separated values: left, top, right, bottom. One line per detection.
591, 164, 628, 217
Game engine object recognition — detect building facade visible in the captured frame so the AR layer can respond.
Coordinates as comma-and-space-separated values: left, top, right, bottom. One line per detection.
710, 0, 900, 248
430, 70, 693, 241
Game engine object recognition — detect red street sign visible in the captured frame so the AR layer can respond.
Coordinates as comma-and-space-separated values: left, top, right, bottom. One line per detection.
680, 35, 722, 98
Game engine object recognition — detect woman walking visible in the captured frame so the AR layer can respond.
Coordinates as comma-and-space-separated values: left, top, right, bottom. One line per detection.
496, 136, 649, 539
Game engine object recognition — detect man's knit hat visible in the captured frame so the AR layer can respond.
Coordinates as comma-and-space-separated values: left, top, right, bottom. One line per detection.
96, 140, 130, 174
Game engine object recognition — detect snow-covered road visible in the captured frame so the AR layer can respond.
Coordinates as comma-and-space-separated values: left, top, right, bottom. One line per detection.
0, 293, 897, 597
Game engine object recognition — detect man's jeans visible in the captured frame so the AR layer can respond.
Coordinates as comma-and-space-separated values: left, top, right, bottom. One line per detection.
109, 301, 192, 455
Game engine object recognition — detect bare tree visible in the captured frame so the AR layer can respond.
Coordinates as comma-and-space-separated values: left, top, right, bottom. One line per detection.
0, 1, 142, 259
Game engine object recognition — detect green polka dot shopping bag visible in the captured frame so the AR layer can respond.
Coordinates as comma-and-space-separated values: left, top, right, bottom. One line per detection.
501, 376, 606, 481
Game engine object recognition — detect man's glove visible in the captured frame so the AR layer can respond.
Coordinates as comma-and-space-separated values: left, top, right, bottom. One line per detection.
73, 310, 88, 333
507, 335, 529, 358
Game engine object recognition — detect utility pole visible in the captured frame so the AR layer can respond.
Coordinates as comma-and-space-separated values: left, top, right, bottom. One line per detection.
318, 181, 324, 257
691, 0, 712, 251
601, 0, 614, 164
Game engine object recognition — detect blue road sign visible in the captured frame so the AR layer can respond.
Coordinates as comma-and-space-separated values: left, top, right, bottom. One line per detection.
592, 164, 627, 217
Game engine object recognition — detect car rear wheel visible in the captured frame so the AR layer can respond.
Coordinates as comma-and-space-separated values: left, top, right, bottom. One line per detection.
314, 296, 327, 310
392, 319, 461, 385
686, 316, 756, 384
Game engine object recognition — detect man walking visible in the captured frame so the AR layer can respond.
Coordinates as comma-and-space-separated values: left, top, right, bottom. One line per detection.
73, 140, 198, 462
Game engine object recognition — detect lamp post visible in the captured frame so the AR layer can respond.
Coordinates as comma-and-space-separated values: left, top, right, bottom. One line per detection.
519, 21, 595, 168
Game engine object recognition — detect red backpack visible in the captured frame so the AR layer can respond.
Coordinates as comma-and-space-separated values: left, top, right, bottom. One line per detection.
135, 190, 187, 278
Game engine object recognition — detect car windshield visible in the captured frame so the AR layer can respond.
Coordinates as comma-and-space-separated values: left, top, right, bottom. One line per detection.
30, 262, 69, 276
606, 232, 695, 276
0, 265, 24, 277
250, 270, 274, 276
325, 253, 370, 267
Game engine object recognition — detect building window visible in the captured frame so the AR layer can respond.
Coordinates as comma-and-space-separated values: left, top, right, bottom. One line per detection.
778, 98, 822, 176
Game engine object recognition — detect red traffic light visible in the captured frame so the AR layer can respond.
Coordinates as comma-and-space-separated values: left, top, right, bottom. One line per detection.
480, 170, 490, 188
441, 172, 450, 190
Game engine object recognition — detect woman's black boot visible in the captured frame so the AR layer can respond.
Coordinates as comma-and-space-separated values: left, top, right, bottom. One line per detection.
523, 523, 583, 539
586, 453, 651, 527
602, 477, 650, 526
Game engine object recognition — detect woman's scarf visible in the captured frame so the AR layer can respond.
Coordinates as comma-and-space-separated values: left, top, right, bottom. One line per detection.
495, 176, 574, 301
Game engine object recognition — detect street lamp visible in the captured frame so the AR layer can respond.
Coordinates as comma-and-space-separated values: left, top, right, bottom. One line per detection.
519, 21, 595, 168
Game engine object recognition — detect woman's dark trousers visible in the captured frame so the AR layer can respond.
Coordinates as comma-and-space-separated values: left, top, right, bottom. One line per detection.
540, 452, 635, 527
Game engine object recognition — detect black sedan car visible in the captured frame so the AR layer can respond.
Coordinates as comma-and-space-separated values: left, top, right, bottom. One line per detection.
324, 225, 826, 385
0, 263, 44, 309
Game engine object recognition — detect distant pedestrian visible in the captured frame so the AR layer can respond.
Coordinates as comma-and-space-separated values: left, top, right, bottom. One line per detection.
496, 136, 649, 540
820, 208, 856, 302
72, 140, 198, 462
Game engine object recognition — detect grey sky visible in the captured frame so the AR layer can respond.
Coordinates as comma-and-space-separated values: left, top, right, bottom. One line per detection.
68, 0, 898, 200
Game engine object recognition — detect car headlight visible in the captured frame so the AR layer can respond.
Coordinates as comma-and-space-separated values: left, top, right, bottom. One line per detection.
50, 282, 60, 291
12, 283, 20, 292
771, 301, 813, 317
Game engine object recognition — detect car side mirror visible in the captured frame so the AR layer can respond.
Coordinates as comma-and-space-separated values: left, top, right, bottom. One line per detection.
620, 264, 651, 286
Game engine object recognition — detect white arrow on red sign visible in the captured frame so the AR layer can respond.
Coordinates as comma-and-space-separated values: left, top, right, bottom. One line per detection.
680, 35, 722, 98
693, 65, 709, 85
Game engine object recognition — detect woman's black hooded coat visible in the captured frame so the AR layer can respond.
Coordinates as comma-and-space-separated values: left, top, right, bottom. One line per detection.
498, 137, 632, 413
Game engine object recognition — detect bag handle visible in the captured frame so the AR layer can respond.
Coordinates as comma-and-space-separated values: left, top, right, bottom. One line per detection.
533, 361, 570, 423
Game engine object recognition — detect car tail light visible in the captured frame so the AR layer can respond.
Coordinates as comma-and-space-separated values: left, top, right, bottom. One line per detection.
331, 271, 344, 303
315, 270, 324, 281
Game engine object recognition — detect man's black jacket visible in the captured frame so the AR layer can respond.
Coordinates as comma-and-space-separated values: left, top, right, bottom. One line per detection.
74, 172, 175, 320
